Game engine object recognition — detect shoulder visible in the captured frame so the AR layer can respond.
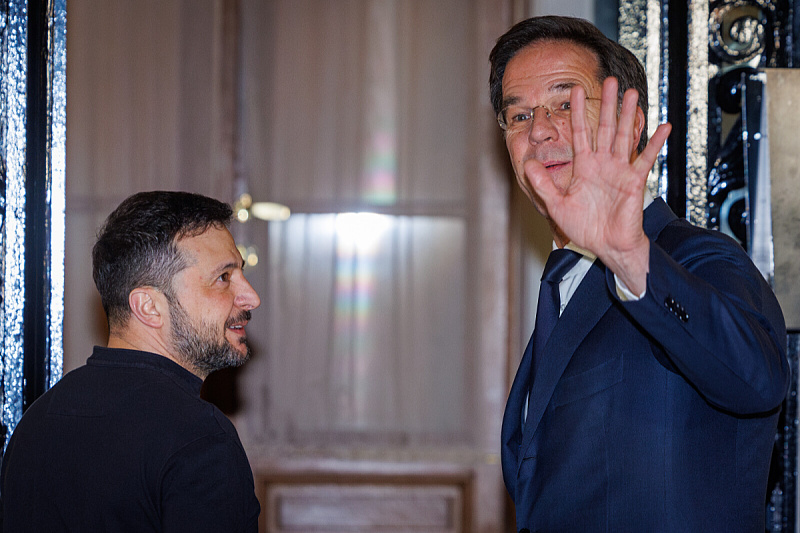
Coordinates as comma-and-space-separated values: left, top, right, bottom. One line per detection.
643, 199, 749, 262
652, 218, 764, 282
159, 414, 259, 531
656, 217, 743, 255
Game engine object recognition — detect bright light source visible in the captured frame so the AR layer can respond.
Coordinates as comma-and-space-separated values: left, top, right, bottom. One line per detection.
245, 246, 259, 267
251, 202, 291, 221
236, 245, 259, 268
335, 212, 391, 252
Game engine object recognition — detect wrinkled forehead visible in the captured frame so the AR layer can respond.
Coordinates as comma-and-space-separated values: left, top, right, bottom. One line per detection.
509, 38, 600, 75
501, 40, 601, 106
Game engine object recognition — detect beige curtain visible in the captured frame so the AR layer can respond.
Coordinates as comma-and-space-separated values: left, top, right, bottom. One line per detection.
237, 0, 477, 447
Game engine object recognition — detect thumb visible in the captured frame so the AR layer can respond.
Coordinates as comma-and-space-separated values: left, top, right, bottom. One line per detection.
524, 158, 561, 208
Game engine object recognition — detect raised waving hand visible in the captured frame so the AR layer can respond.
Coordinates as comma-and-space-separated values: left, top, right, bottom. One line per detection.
524, 77, 671, 295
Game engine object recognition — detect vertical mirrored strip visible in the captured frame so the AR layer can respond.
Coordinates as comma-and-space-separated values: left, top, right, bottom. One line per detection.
0, 2, 4, 446
788, 334, 800, 533
686, 0, 712, 226
619, 1, 648, 107
48, 0, 67, 387
0, 0, 65, 446
651, 0, 669, 201
1, 0, 29, 442
619, 0, 669, 201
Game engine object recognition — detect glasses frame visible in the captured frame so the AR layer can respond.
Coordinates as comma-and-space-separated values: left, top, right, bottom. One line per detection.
497, 97, 602, 134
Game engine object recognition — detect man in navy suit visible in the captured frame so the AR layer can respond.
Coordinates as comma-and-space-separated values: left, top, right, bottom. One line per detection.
490, 16, 789, 532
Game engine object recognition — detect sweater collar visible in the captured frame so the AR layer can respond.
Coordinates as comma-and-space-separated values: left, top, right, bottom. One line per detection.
88, 346, 203, 395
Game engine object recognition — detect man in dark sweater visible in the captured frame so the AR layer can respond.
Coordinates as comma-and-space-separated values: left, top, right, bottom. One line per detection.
1, 191, 262, 532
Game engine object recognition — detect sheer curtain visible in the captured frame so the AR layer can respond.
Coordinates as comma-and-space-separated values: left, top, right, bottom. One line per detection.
237, 0, 478, 449
263, 214, 466, 440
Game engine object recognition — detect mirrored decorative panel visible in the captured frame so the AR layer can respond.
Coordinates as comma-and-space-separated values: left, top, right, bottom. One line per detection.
0, 0, 66, 448
706, 0, 794, 253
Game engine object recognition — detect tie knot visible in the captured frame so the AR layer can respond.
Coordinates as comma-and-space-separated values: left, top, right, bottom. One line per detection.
541, 248, 581, 284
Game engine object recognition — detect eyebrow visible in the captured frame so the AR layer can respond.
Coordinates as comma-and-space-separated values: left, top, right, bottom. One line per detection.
549, 81, 577, 93
501, 81, 578, 109
212, 260, 245, 278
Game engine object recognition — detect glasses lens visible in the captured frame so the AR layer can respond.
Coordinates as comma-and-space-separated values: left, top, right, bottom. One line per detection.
498, 96, 600, 134
497, 110, 508, 130
549, 99, 571, 120
499, 106, 532, 133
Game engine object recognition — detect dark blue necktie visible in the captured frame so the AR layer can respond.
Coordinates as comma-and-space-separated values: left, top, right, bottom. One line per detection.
530, 248, 581, 385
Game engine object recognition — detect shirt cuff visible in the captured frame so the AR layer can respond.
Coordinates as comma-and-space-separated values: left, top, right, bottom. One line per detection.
614, 273, 646, 301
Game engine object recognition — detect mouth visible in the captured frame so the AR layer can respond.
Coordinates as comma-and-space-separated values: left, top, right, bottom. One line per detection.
543, 160, 570, 171
225, 310, 252, 334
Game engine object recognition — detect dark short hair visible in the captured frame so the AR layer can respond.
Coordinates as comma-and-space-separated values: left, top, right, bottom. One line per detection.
92, 191, 234, 330
489, 16, 649, 153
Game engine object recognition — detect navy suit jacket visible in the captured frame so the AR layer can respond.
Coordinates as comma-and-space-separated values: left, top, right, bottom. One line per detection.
501, 199, 789, 532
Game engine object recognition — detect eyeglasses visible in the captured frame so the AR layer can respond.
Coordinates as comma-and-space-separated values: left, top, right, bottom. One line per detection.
497, 96, 602, 135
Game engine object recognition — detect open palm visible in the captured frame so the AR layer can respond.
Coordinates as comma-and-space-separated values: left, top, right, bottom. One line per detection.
524, 77, 671, 293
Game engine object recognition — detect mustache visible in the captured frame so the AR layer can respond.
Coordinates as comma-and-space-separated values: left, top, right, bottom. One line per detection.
526, 146, 574, 164
225, 310, 252, 329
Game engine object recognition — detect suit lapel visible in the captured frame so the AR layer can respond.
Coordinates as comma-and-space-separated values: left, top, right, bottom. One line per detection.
501, 333, 534, 496
516, 198, 676, 467
518, 260, 612, 459
503, 334, 533, 444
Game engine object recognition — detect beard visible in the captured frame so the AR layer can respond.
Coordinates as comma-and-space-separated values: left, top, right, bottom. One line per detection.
168, 299, 252, 376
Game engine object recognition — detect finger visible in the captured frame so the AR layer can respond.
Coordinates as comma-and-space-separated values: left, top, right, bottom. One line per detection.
633, 122, 672, 174
570, 85, 592, 155
612, 88, 640, 157
595, 77, 619, 152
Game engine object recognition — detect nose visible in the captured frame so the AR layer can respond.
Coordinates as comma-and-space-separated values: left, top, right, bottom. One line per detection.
526, 106, 559, 144
235, 275, 261, 310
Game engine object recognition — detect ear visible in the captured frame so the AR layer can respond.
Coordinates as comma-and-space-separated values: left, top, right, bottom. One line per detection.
632, 105, 646, 156
128, 287, 167, 329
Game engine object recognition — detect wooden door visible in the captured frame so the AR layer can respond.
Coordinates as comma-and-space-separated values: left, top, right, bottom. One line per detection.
232, 1, 515, 531
64, 0, 518, 530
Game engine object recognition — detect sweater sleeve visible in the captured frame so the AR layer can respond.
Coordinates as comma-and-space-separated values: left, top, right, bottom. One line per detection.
159, 432, 260, 533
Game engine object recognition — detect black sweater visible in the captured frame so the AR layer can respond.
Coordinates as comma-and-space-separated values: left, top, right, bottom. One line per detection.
1, 346, 259, 532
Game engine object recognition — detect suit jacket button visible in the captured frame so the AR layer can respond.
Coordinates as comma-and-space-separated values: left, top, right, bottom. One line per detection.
664, 297, 688, 322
